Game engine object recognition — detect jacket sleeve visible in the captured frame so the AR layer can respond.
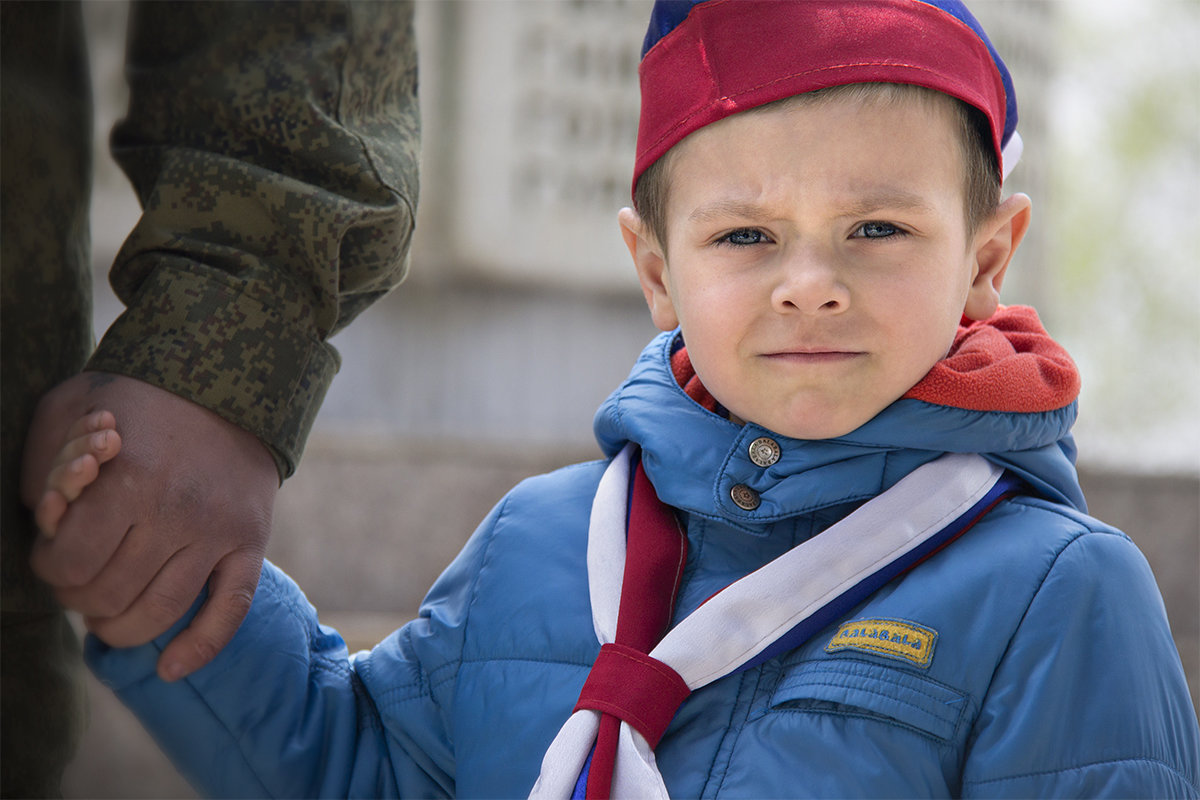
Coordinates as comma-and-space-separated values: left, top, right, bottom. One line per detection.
961, 527, 1200, 798
83, 493, 508, 800
84, 564, 420, 797
85, 1, 420, 478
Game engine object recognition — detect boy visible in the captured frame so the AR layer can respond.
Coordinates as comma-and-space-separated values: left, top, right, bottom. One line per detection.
39, 1, 1199, 797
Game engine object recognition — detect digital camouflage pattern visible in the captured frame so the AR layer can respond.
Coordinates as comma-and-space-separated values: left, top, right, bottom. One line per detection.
88, 0, 421, 479
1, 2, 419, 794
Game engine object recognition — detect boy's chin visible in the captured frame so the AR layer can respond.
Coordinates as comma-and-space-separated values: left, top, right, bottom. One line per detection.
730, 410, 876, 442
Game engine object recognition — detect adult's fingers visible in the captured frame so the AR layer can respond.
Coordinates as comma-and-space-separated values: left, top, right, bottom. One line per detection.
156, 547, 266, 682
30, 478, 140, 589
84, 544, 215, 650
52, 519, 181, 622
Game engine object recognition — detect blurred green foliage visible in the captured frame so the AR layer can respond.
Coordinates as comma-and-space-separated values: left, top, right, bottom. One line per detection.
1047, 0, 1199, 472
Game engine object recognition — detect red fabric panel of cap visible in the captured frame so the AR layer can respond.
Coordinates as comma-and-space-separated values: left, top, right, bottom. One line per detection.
634, 0, 1007, 195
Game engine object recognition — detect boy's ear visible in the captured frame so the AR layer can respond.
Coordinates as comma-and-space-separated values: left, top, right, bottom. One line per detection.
963, 193, 1032, 321
619, 207, 679, 331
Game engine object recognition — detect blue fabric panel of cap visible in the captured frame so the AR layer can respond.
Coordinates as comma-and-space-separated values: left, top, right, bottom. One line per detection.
640, 0, 1018, 147
640, 0, 706, 56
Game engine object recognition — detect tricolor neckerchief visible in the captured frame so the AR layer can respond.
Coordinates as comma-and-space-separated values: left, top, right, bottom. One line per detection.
530, 445, 1020, 799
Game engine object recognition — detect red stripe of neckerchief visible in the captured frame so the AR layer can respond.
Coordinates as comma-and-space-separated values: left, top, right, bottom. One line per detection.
582, 455, 688, 799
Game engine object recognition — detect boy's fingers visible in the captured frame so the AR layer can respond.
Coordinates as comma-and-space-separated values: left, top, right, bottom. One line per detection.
50, 429, 120, 471
33, 491, 69, 538
19, 377, 115, 511
53, 411, 119, 464
64, 409, 115, 439
36, 428, 123, 540
91, 429, 122, 466
156, 549, 264, 682
44, 454, 100, 506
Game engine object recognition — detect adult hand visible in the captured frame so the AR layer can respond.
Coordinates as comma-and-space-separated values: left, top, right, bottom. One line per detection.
21, 372, 279, 681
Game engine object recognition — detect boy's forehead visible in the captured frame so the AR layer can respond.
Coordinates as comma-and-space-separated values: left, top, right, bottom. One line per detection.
633, 0, 1019, 196
668, 93, 963, 214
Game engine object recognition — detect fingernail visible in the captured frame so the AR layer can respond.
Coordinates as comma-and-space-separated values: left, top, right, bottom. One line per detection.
163, 662, 187, 682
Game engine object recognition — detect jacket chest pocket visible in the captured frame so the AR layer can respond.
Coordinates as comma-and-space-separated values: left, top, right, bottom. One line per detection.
762, 658, 971, 743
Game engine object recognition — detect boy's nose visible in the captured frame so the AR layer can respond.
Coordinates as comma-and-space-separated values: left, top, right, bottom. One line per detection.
770, 248, 850, 316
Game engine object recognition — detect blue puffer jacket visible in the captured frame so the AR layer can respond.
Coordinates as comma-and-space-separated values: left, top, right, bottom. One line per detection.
88, 323, 1199, 798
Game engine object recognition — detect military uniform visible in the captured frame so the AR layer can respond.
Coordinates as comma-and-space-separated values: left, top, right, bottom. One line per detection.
0, 2, 420, 794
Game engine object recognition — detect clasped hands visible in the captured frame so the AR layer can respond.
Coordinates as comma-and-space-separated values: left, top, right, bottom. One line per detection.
20, 372, 279, 681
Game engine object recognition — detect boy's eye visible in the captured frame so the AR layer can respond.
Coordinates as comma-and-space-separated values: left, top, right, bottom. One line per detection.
852, 221, 903, 239
719, 228, 770, 246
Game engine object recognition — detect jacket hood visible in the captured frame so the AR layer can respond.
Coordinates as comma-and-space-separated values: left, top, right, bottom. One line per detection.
594, 306, 1085, 533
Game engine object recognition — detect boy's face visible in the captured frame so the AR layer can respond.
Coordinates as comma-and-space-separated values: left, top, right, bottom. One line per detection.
622, 93, 1028, 440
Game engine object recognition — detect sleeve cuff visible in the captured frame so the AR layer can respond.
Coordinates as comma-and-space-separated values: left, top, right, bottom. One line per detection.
86, 261, 340, 478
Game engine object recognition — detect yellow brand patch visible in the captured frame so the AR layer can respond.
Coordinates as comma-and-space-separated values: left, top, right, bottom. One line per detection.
825, 618, 937, 668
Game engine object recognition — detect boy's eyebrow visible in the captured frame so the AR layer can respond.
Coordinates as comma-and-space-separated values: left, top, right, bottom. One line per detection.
840, 189, 939, 217
687, 200, 775, 224
686, 190, 940, 225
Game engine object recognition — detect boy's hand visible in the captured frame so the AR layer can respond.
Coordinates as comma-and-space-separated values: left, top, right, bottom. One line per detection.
20, 372, 279, 682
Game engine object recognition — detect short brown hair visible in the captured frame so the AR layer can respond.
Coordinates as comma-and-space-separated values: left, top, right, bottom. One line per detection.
633, 83, 1000, 253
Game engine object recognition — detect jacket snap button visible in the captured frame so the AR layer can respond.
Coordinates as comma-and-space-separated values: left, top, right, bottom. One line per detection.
748, 437, 781, 467
730, 484, 761, 511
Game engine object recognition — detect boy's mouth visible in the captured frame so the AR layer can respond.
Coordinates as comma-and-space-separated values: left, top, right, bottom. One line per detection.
762, 349, 865, 364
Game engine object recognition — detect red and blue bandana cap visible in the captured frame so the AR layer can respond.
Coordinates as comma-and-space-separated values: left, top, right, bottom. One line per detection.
634, 0, 1022, 196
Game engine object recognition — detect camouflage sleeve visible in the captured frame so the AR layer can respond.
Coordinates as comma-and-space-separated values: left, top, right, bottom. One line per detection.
86, 1, 420, 479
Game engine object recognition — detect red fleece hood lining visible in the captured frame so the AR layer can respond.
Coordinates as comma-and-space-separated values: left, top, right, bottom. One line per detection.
669, 305, 1079, 417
